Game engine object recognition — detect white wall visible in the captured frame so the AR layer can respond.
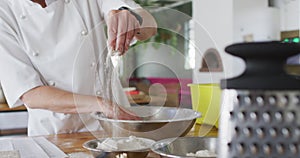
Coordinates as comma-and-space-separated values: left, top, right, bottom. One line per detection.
233, 0, 281, 42
274, 0, 300, 31
193, 0, 282, 84
193, 0, 245, 84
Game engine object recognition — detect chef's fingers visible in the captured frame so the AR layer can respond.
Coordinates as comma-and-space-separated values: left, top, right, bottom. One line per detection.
107, 104, 140, 120
107, 11, 118, 51
117, 107, 141, 120
100, 99, 140, 120
115, 10, 129, 55
109, 108, 140, 120
134, 25, 141, 36
121, 20, 137, 55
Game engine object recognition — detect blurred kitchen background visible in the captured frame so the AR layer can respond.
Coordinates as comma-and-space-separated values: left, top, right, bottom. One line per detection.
120, 0, 300, 108
0, 0, 299, 136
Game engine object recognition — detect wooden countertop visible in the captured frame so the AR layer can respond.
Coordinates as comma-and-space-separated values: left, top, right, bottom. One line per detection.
45, 124, 218, 157
0, 103, 26, 112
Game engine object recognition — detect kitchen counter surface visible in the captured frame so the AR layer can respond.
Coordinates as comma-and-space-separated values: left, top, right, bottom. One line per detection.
45, 124, 218, 157
0, 103, 26, 112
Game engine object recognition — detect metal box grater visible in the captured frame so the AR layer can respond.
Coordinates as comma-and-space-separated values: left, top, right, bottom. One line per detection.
219, 42, 300, 158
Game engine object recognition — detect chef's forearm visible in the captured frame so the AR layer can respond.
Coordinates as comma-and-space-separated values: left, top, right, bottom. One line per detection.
134, 8, 157, 41
21, 86, 102, 114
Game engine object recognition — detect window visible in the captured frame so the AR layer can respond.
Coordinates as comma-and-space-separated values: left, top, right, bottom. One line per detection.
184, 20, 195, 69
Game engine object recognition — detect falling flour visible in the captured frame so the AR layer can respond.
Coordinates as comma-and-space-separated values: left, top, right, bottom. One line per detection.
186, 150, 217, 157
103, 50, 122, 120
97, 136, 149, 151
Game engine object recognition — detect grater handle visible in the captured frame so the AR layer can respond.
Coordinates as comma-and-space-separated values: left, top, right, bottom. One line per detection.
221, 41, 300, 90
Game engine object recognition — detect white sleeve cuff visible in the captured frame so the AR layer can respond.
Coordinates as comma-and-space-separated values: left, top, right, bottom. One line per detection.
4, 81, 43, 108
100, 0, 141, 21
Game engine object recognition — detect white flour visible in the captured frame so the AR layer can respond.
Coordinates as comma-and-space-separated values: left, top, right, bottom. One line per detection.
97, 136, 149, 151
102, 50, 122, 119
186, 150, 217, 157
116, 153, 127, 158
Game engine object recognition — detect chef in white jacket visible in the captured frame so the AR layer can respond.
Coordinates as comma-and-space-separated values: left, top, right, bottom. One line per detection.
0, 0, 157, 136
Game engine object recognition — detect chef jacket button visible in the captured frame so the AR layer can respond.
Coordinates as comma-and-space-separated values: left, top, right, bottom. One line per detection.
32, 52, 39, 57
64, 0, 70, 3
48, 81, 55, 86
20, 14, 26, 19
91, 62, 96, 67
96, 91, 101, 96
81, 30, 88, 36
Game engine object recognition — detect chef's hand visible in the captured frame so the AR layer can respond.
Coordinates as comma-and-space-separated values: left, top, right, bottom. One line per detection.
107, 9, 141, 55
99, 99, 141, 120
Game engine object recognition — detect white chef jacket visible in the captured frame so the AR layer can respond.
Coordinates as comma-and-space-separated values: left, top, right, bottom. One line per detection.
0, 0, 140, 136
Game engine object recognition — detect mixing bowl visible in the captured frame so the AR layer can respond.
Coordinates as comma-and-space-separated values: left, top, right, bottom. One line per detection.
92, 106, 201, 140
151, 137, 218, 158
83, 137, 155, 158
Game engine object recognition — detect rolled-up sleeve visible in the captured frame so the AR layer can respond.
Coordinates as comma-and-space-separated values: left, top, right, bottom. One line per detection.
0, 19, 43, 108
99, 0, 141, 20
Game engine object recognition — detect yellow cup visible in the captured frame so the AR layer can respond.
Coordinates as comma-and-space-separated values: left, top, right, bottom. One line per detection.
188, 83, 221, 128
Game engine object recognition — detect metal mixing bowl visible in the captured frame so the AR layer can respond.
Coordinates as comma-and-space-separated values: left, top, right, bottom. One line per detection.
151, 137, 218, 158
83, 137, 155, 158
92, 106, 201, 140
